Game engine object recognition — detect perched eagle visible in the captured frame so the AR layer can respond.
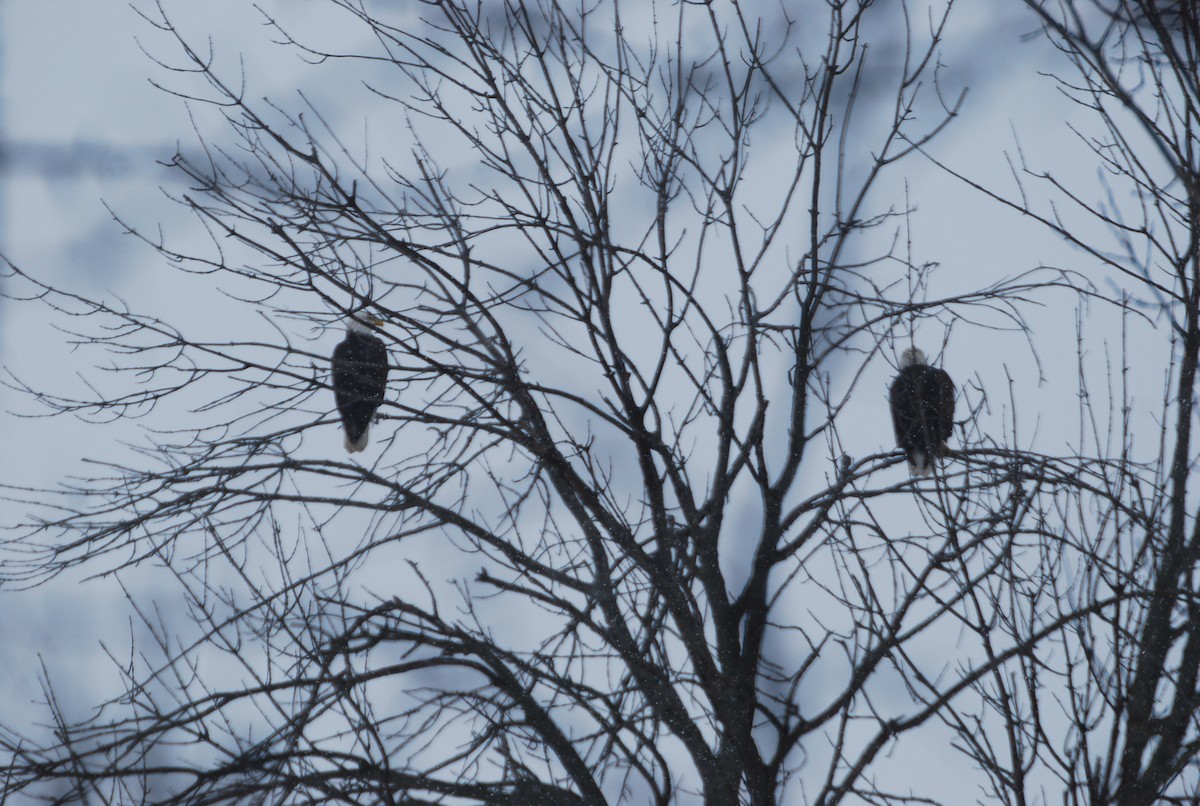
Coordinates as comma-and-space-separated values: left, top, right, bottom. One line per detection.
332, 313, 389, 453
889, 347, 955, 476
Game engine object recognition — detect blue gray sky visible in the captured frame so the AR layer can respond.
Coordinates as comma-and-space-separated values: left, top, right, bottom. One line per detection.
0, 0, 1149, 799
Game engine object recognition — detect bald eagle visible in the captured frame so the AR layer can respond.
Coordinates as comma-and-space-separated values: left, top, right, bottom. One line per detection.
332, 314, 388, 453
889, 348, 955, 476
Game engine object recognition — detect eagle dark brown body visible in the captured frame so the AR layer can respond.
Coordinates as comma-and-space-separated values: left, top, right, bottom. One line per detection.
889, 348, 954, 476
333, 317, 388, 453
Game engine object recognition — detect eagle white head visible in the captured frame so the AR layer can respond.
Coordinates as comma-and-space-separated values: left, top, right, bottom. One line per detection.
347, 311, 384, 336
899, 347, 928, 369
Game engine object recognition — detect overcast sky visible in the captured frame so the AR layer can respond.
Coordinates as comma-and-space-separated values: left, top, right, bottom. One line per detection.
0, 0, 1152, 799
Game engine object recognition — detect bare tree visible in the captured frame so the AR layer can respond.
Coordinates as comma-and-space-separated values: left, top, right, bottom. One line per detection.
0, 0, 1105, 803
904, 1, 1200, 803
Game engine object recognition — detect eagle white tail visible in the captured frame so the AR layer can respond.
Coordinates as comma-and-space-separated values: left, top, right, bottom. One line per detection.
908, 451, 933, 477
345, 426, 370, 453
